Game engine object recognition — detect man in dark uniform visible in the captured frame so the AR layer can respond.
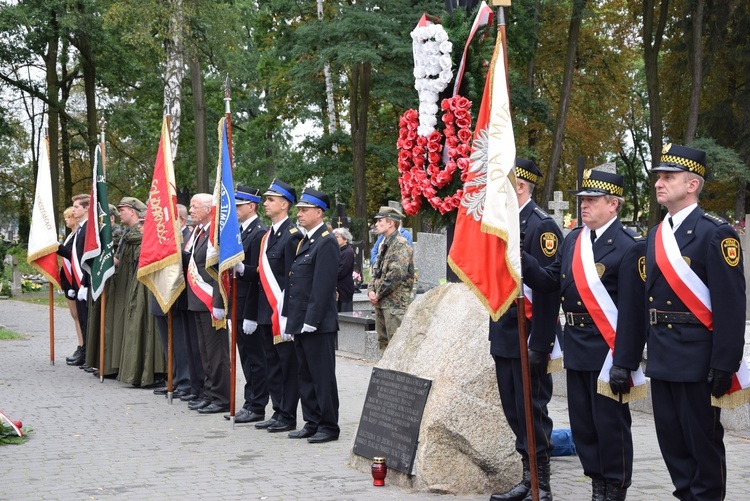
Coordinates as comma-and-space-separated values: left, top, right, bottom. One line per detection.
645, 144, 745, 501
489, 159, 562, 501
523, 169, 646, 501
184, 193, 231, 414
226, 185, 269, 423
254, 180, 304, 433
284, 188, 341, 444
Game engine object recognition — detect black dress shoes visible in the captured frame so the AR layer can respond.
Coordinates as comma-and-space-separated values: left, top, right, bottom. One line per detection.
84, 366, 98, 373
180, 393, 199, 402
172, 389, 189, 398
267, 421, 295, 433
66, 351, 85, 366
288, 428, 317, 439
255, 418, 277, 430
188, 399, 211, 410
66, 346, 82, 363
153, 387, 168, 396
224, 409, 264, 423
307, 432, 338, 444
197, 403, 230, 414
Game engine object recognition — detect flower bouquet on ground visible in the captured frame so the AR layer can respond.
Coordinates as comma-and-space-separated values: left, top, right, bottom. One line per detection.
0, 410, 30, 445
396, 5, 495, 224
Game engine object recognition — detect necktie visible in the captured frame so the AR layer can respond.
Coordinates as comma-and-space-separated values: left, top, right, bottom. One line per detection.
590, 230, 597, 245
668, 217, 674, 228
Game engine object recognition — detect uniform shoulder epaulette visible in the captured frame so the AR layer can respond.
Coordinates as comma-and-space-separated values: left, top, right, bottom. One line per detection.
321, 230, 330, 237
702, 212, 727, 226
289, 227, 299, 234
622, 226, 643, 240
533, 206, 552, 219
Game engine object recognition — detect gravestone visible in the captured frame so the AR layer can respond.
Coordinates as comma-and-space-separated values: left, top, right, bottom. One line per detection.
412, 232, 446, 291
548, 191, 569, 230
334, 203, 351, 229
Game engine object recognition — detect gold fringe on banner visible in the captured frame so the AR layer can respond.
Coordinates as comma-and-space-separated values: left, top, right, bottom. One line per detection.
597, 379, 648, 404
711, 387, 750, 410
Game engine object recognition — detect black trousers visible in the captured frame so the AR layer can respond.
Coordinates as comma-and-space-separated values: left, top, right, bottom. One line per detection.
295, 331, 339, 437
651, 379, 726, 501
567, 369, 632, 488
259, 324, 299, 426
182, 309, 205, 398
494, 355, 553, 463
236, 325, 269, 414
154, 309, 191, 393
76, 298, 89, 344
192, 311, 230, 406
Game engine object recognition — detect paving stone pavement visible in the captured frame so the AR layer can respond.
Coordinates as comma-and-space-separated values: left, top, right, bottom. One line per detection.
1, 299, 749, 500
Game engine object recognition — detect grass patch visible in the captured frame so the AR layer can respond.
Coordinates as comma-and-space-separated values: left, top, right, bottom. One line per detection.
0, 328, 24, 340
13, 291, 68, 308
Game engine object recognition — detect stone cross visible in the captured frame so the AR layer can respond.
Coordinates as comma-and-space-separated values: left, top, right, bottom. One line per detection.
335, 203, 351, 229
548, 191, 569, 230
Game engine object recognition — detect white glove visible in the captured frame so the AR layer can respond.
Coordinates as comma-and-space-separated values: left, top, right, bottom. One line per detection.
67, 289, 76, 299
243, 319, 258, 335
301, 323, 317, 333
212, 307, 225, 320
281, 333, 294, 342
77, 287, 88, 301
234, 262, 245, 275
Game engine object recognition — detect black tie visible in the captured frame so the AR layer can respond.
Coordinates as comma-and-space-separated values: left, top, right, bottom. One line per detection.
590, 230, 597, 245
668, 217, 674, 228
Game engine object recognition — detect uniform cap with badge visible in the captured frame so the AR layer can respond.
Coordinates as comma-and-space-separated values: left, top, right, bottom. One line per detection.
264, 178, 297, 204
652, 143, 707, 178
296, 188, 330, 210
515, 158, 543, 185
117, 196, 147, 216
235, 185, 261, 204
374, 206, 404, 221
108, 204, 119, 218
569, 169, 624, 197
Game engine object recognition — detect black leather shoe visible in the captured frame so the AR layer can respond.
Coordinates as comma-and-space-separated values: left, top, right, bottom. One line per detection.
267, 422, 295, 433
225, 409, 265, 423
79, 363, 88, 370
197, 403, 230, 414
66, 346, 82, 363
288, 428, 317, 439
66, 352, 85, 366
172, 389, 189, 398
307, 432, 338, 444
180, 393, 199, 402
188, 399, 211, 411
153, 387, 168, 395
84, 366, 98, 373
255, 418, 277, 429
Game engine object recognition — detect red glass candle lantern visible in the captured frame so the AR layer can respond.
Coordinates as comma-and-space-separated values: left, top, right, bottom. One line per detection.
371, 457, 387, 486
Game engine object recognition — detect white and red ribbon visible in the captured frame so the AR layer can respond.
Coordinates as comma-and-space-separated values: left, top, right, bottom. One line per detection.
258, 231, 288, 341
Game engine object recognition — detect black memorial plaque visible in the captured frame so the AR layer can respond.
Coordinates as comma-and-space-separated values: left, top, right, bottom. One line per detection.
353, 368, 432, 474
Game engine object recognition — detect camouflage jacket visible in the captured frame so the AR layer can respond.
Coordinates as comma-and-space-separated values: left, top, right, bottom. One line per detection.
368, 231, 415, 309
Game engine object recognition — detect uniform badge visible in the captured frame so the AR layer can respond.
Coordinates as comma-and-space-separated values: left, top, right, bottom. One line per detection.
721, 238, 741, 267
595, 263, 605, 278
540, 232, 558, 258
638, 256, 646, 282
583, 169, 591, 180
662, 143, 672, 154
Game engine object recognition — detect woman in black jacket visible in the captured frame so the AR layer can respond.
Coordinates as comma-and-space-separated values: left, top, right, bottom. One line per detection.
333, 227, 356, 312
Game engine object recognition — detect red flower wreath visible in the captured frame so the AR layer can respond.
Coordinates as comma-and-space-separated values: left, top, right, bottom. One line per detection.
397, 95, 473, 216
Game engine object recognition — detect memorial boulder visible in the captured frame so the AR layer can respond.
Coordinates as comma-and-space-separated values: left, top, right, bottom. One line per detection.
350, 283, 518, 495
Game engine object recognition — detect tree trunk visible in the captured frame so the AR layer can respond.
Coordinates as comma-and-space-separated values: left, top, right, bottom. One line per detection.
684, 0, 704, 144
643, 0, 670, 228
60, 38, 72, 217
350, 62, 371, 244
190, 58, 209, 193
526, 0, 541, 151
164, 0, 184, 162
44, 10, 60, 221
541, 0, 587, 206
317, 0, 338, 152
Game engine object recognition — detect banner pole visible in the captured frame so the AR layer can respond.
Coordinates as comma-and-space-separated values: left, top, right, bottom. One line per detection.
225, 76, 237, 429
49, 283, 55, 365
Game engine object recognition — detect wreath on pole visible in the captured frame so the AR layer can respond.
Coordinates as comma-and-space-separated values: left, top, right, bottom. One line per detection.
397, 5, 496, 219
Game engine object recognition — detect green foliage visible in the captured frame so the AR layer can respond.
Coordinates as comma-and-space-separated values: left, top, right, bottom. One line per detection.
0, 328, 24, 340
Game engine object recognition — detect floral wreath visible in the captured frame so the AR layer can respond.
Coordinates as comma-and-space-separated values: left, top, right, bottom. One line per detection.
397, 95, 473, 215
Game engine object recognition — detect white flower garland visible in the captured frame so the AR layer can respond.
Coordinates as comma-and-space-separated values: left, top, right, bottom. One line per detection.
411, 24, 453, 137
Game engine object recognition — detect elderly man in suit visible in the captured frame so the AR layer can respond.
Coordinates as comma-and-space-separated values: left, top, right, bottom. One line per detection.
226, 186, 269, 423
184, 193, 230, 414
284, 188, 341, 444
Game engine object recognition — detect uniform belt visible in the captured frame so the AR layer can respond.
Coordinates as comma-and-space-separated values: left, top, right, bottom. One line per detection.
648, 309, 701, 325
565, 312, 593, 325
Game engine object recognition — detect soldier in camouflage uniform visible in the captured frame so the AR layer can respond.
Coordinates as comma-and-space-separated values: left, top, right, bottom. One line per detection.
367, 206, 415, 352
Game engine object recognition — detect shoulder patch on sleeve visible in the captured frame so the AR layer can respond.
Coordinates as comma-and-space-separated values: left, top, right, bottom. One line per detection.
289, 227, 299, 234
703, 213, 728, 226
721, 238, 741, 266
540, 232, 559, 257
